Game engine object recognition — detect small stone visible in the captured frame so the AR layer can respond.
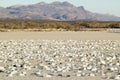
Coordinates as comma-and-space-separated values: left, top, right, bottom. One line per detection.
57, 67, 63, 72
58, 74, 62, 77
110, 67, 115, 71
13, 65, 17, 67
8, 73, 13, 77
66, 75, 71, 77
89, 73, 95, 76
115, 75, 120, 80
34, 71, 43, 77
0, 66, 5, 72
101, 60, 106, 65
81, 72, 86, 76
87, 65, 92, 70
91, 67, 97, 71
23, 65, 31, 70
19, 71, 26, 76
109, 76, 115, 79
76, 73, 81, 77
45, 74, 52, 77
116, 63, 120, 66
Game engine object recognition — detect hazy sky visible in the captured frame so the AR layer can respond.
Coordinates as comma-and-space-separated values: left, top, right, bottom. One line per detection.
0, 0, 120, 17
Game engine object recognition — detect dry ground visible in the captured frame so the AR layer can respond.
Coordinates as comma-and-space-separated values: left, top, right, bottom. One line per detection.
0, 31, 120, 40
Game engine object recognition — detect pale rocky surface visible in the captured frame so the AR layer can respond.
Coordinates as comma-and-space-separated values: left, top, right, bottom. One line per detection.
0, 40, 120, 80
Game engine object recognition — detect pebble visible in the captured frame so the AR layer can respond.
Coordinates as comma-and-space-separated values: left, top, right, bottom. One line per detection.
76, 73, 82, 77
0, 66, 5, 72
19, 71, 26, 76
45, 74, 52, 77
89, 73, 95, 76
115, 75, 120, 80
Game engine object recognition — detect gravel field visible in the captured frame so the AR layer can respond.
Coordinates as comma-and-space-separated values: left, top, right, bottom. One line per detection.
0, 40, 120, 80
0, 32, 120, 80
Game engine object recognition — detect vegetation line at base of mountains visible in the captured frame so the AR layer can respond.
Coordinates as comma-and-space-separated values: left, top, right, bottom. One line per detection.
0, 19, 120, 32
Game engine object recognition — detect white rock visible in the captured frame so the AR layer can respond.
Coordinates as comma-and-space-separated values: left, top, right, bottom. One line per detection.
35, 71, 43, 77
76, 73, 82, 77
115, 75, 120, 80
116, 63, 120, 66
91, 67, 97, 71
0, 66, 5, 72
101, 60, 106, 65
87, 65, 92, 70
89, 73, 95, 76
45, 74, 52, 77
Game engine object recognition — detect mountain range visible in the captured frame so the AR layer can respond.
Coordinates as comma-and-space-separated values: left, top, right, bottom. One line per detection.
0, 1, 120, 21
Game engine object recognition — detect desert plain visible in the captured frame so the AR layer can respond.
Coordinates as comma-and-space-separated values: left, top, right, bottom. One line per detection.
0, 31, 120, 80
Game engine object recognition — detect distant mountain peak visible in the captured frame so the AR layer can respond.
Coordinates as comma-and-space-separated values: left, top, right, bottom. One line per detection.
62, 1, 74, 7
36, 2, 47, 5
78, 6, 84, 9
0, 1, 120, 21
51, 1, 62, 4
51, 1, 74, 7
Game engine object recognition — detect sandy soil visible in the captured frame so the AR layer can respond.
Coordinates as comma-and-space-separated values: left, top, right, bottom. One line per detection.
0, 31, 120, 40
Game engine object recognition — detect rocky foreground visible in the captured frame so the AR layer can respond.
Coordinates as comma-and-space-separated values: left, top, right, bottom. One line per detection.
0, 40, 120, 80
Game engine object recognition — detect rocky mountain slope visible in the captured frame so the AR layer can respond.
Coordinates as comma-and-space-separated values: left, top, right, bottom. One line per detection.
0, 1, 120, 21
